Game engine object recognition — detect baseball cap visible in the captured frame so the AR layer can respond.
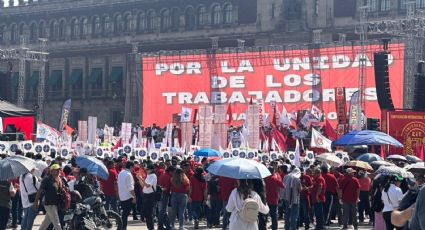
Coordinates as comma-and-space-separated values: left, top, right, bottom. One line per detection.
395, 175, 404, 181
50, 164, 61, 170
346, 168, 356, 174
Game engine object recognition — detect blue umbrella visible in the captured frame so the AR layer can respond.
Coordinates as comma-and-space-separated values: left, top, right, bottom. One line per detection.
75, 155, 109, 180
357, 153, 383, 163
194, 148, 222, 158
333, 130, 403, 147
207, 158, 271, 179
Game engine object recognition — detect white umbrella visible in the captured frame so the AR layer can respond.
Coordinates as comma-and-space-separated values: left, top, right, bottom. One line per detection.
315, 153, 343, 167
0, 155, 36, 181
387, 155, 408, 161
405, 162, 425, 174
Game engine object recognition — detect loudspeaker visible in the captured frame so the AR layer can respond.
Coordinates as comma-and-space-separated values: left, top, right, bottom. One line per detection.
374, 52, 395, 110
413, 73, 425, 111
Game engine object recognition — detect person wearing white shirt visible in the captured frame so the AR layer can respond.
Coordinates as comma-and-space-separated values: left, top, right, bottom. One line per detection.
381, 175, 404, 230
117, 161, 136, 230
20, 168, 40, 230
34, 154, 48, 178
137, 164, 157, 230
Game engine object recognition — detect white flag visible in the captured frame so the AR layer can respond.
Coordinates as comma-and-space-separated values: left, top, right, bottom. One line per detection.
279, 105, 291, 126
180, 107, 192, 122
310, 128, 332, 151
294, 139, 301, 167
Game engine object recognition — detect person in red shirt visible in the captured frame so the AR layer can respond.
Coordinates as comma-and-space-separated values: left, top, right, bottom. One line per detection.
264, 167, 284, 230
358, 170, 372, 223
190, 167, 207, 229
300, 168, 313, 229
101, 160, 119, 212
158, 165, 175, 230
218, 176, 237, 229
338, 168, 360, 230
311, 167, 326, 230
170, 168, 191, 230
321, 165, 339, 225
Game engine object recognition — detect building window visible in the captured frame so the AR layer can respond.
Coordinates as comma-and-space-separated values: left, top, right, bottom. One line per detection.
147, 11, 156, 31
29, 23, 37, 42
138, 13, 146, 31
185, 7, 196, 30
103, 16, 112, 33
70, 19, 78, 38
315, 0, 319, 15
59, 20, 66, 38
115, 15, 124, 33
18, 23, 25, 37
38, 21, 45, 38
271, 3, 276, 18
124, 14, 133, 32
223, 3, 233, 24
381, 0, 391, 11
197, 6, 207, 26
367, 0, 377, 11
160, 9, 171, 31
0, 26, 4, 43
171, 8, 180, 30
284, 0, 302, 19
81, 18, 89, 36
10, 24, 17, 43
93, 16, 101, 34
211, 5, 221, 25
50, 21, 59, 39
417, 0, 425, 8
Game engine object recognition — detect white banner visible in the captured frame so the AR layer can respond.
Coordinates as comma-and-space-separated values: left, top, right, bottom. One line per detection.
36, 122, 60, 146
246, 105, 260, 150
310, 128, 332, 151
198, 106, 213, 148
78, 120, 88, 142
88, 116, 97, 145
121, 122, 132, 144
180, 107, 192, 122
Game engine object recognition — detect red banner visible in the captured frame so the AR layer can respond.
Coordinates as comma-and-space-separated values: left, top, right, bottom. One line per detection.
3, 116, 35, 140
381, 111, 425, 155
385, 111, 425, 155
142, 44, 405, 127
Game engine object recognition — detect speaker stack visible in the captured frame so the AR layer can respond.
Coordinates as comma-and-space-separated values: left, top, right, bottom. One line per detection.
413, 61, 425, 111
373, 52, 395, 111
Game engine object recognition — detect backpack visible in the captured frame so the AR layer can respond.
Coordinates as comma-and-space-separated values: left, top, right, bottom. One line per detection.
237, 195, 260, 223
371, 188, 384, 212
153, 185, 162, 202
57, 178, 71, 210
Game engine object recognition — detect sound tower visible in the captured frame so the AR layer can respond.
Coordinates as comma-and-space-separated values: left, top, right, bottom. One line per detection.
413, 61, 425, 111
373, 52, 395, 110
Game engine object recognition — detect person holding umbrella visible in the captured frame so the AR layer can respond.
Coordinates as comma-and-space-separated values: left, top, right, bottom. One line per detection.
0, 178, 17, 230
225, 179, 269, 230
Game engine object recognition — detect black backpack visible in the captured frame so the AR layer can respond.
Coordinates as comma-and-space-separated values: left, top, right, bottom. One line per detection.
371, 188, 384, 212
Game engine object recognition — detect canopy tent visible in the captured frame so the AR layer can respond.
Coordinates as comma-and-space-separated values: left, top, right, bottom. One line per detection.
0, 100, 36, 140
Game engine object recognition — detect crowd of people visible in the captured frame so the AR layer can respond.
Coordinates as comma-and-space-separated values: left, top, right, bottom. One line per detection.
0, 148, 424, 230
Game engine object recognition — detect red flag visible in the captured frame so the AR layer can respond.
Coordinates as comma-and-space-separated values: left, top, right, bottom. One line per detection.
112, 138, 122, 151
380, 145, 386, 159
249, 98, 253, 105
371, 145, 375, 153
324, 120, 337, 141
192, 109, 198, 124
227, 104, 232, 124
64, 124, 74, 136
271, 123, 287, 152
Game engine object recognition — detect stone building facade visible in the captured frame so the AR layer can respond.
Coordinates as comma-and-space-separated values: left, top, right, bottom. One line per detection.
0, 0, 415, 128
